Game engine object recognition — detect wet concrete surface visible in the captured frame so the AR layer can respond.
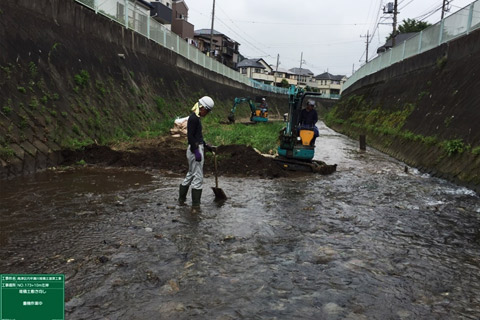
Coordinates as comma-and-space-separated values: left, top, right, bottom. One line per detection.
1, 122, 480, 319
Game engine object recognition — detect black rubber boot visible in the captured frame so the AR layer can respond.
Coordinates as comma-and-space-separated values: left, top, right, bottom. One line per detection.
179, 184, 189, 205
191, 188, 202, 208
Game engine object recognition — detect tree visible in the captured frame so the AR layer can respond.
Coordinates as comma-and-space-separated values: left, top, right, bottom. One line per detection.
279, 79, 290, 88
387, 18, 431, 40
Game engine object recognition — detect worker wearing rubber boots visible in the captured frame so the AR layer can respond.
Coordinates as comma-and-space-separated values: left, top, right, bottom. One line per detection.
179, 96, 215, 211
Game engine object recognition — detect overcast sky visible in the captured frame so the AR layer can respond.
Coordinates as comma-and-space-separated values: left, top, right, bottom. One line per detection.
186, 0, 475, 76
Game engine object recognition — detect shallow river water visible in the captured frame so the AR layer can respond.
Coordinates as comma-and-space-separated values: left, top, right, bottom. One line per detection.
1, 122, 480, 319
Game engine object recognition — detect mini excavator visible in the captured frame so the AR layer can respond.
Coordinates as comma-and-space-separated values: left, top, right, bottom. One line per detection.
227, 97, 268, 124
275, 86, 337, 174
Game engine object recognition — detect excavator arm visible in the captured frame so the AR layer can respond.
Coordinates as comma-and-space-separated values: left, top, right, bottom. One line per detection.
228, 97, 256, 123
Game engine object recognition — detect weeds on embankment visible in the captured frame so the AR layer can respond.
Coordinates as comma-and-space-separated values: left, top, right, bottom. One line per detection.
203, 116, 284, 155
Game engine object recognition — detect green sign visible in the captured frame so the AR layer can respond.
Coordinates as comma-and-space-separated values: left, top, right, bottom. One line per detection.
0, 274, 64, 320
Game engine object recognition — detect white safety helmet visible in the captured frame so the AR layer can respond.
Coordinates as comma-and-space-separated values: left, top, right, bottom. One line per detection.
199, 96, 214, 110
307, 99, 315, 107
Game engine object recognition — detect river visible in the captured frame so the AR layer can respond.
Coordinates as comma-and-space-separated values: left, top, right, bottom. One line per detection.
1, 122, 479, 319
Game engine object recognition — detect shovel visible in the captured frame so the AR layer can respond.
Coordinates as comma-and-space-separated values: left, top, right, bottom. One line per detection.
211, 151, 227, 200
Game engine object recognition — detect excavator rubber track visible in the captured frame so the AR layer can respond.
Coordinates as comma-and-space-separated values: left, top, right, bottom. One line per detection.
274, 157, 337, 175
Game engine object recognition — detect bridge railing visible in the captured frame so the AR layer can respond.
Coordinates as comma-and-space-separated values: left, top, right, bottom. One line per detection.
74, 0, 288, 95
344, 0, 480, 91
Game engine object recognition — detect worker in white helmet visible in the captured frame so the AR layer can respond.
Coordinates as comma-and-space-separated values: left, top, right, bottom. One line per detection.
179, 96, 216, 209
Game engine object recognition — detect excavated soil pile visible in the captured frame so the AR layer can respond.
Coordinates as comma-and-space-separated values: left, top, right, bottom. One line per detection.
61, 137, 299, 178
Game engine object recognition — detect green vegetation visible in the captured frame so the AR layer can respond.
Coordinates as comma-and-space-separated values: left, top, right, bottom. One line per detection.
0, 64, 12, 79
325, 94, 447, 152
444, 115, 454, 128
61, 137, 94, 149
72, 124, 81, 135
95, 80, 107, 96
387, 19, 431, 40
203, 117, 284, 154
2, 105, 12, 115
326, 95, 415, 135
0, 136, 14, 159
472, 146, 480, 155
29, 62, 38, 78
17, 86, 27, 94
279, 79, 290, 88
443, 139, 467, 156
436, 55, 448, 69
74, 70, 90, 88
19, 115, 28, 129
76, 159, 87, 166
137, 118, 175, 139
0, 146, 14, 159
154, 96, 166, 112
29, 98, 39, 110
40, 95, 49, 105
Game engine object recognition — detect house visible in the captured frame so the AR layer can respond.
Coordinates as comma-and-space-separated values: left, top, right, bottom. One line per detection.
150, 0, 172, 29
236, 58, 274, 84
171, 0, 194, 42
314, 72, 346, 96
271, 67, 297, 87
288, 68, 314, 87
194, 29, 240, 68
377, 32, 417, 53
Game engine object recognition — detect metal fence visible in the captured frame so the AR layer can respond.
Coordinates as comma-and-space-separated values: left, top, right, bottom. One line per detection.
344, 0, 480, 91
74, 0, 289, 95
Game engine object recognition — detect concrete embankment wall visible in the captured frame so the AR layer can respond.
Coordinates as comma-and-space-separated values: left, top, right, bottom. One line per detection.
331, 29, 480, 193
0, 0, 290, 179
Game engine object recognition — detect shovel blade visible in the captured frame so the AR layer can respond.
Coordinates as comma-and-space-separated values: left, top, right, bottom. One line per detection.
212, 187, 227, 200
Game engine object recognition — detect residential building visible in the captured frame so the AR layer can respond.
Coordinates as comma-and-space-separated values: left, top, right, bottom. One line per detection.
288, 68, 314, 87
314, 72, 347, 96
236, 58, 274, 84
271, 67, 297, 87
193, 29, 240, 68
150, 0, 172, 29
171, 0, 194, 42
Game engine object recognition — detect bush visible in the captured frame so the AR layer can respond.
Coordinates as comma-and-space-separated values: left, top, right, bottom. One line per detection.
74, 70, 90, 88
443, 139, 466, 156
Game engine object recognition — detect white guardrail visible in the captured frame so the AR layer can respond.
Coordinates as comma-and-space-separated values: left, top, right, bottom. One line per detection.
74, 0, 289, 94
344, 0, 480, 91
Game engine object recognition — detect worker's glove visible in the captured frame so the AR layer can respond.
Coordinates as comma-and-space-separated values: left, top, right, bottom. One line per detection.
194, 148, 202, 162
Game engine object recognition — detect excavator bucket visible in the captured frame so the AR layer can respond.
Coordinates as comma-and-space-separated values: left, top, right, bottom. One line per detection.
227, 112, 235, 124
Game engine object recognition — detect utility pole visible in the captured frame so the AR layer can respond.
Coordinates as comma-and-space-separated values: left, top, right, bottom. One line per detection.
299, 52, 303, 70
392, 0, 398, 47
360, 30, 370, 63
209, 0, 216, 56
441, 0, 450, 20
274, 54, 280, 86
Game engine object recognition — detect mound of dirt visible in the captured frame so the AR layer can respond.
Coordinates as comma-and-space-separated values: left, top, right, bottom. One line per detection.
61, 136, 299, 178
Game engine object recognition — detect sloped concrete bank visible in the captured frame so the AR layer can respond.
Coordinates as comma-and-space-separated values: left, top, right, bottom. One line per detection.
0, 0, 289, 179
329, 28, 480, 193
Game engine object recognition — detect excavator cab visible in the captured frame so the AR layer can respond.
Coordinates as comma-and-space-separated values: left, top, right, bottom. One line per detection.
277, 86, 320, 160
275, 86, 337, 174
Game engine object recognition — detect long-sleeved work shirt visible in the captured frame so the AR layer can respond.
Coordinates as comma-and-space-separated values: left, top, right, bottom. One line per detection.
187, 112, 204, 151
299, 108, 318, 127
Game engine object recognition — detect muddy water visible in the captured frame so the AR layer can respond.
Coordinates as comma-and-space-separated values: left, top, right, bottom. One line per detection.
1, 122, 480, 319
